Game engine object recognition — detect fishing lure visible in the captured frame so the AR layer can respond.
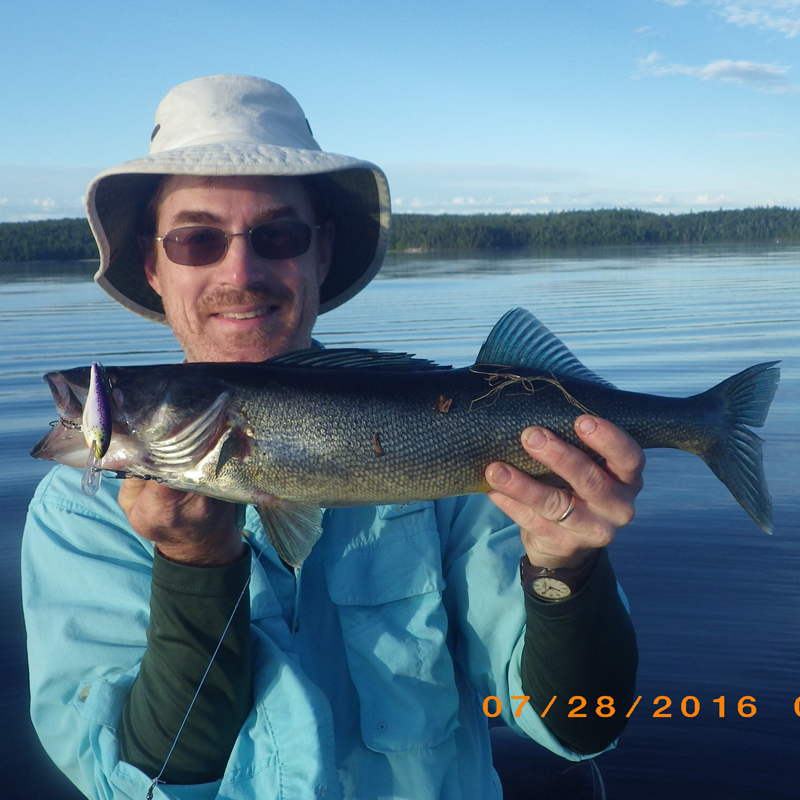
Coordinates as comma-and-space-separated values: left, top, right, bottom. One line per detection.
81, 362, 111, 496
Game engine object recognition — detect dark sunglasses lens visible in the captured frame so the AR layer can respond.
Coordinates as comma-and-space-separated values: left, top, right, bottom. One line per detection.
164, 227, 228, 266
250, 221, 312, 260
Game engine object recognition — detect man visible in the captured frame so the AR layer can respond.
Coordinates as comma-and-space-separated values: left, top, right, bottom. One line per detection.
23, 75, 640, 800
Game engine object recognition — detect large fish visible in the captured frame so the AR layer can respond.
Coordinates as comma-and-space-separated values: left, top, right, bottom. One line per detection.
32, 309, 779, 566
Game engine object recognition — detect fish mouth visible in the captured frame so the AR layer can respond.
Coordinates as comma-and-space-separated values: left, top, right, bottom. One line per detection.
30, 419, 86, 465
30, 371, 89, 463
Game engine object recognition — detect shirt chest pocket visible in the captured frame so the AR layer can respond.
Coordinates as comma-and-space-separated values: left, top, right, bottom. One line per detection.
324, 503, 460, 753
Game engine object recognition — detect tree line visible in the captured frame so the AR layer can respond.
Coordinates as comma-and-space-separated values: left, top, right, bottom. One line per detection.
0, 208, 798, 263
0, 218, 98, 262
389, 208, 800, 250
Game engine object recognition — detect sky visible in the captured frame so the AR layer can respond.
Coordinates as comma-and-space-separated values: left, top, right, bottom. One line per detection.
0, 0, 797, 221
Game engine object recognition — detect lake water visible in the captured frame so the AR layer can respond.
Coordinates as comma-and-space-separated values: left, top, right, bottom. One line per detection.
1, 243, 798, 799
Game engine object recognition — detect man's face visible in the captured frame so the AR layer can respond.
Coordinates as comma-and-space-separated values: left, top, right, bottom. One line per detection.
144, 175, 331, 363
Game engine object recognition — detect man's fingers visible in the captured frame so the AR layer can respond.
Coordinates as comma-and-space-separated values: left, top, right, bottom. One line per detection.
117, 477, 147, 516
485, 419, 645, 568
518, 424, 607, 502
486, 462, 573, 522
485, 462, 604, 551
522, 419, 644, 498
572, 415, 645, 489
486, 463, 609, 568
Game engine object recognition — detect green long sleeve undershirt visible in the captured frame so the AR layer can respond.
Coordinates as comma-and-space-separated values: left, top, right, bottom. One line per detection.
119, 548, 252, 785
118, 546, 636, 784
520, 548, 639, 755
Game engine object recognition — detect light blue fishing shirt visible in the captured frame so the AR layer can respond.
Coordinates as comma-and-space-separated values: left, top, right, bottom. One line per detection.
23, 465, 608, 800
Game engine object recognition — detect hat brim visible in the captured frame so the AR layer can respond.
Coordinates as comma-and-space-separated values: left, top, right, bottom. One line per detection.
86, 143, 391, 323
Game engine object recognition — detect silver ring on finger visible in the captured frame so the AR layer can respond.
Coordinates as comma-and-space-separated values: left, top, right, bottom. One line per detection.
556, 495, 576, 523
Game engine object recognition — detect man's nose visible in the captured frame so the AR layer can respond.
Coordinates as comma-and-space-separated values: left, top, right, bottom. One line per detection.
217, 233, 267, 286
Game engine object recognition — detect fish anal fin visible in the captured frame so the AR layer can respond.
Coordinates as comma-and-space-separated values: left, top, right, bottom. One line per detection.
257, 499, 324, 567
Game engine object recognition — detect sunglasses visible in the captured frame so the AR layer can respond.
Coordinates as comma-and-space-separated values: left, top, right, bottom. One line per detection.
153, 220, 320, 266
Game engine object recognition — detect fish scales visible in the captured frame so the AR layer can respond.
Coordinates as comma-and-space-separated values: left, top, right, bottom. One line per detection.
217, 369, 712, 507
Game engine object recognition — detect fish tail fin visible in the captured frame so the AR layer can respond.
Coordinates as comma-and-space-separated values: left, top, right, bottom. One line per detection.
257, 499, 324, 568
698, 362, 780, 533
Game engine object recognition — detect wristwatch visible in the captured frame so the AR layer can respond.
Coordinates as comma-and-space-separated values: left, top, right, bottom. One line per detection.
519, 551, 600, 603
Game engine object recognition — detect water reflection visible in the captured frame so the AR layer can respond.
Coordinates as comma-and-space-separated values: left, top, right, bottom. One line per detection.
0, 259, 97, 283
377, 241, 799, 279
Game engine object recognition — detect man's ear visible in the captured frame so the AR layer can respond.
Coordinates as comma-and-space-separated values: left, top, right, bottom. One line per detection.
140, 236, 162, 296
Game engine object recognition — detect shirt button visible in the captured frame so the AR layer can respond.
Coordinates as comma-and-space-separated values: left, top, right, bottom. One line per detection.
377, 721, 387, 732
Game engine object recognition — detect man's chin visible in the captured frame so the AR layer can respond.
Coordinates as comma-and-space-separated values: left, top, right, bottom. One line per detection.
188, 326, 306, 363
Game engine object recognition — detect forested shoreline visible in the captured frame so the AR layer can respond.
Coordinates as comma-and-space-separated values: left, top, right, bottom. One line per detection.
0, 218, 97, 263
389, 207, 800, 250
1, 207, 798, 263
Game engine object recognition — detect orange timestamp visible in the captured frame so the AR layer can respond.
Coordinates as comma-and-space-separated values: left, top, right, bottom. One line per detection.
481, 695, 784, 719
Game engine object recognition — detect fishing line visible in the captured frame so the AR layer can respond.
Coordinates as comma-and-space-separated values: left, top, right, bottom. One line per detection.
145, 526, 267, 800
469, 365, 597, 416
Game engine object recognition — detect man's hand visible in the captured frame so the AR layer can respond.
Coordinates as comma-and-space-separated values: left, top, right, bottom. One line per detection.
118, 479, 245, 566
485, 415, 644, 570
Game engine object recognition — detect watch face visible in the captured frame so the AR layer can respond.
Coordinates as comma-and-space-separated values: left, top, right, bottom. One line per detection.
532, 577, 571, 600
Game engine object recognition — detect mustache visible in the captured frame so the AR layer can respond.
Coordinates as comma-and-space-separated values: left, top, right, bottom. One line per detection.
198, 283, 295, 315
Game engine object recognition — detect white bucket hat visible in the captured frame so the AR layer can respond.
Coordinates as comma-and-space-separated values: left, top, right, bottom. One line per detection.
85, 74, 391, 323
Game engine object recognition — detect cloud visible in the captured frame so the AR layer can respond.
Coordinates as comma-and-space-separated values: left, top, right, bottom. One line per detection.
0, 165, 99, 222
714, 1, 800, 38
638, 52, 662, 70
386, 165, 593, 216
383, 160, 799, 216
637, 51, 798, 91
695, 193, 736, 204
655, 0, 689, 6
31, 197, 57, 210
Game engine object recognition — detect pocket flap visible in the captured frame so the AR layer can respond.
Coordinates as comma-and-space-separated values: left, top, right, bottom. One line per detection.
325, 504, 444, 606
72, 677, 131, 727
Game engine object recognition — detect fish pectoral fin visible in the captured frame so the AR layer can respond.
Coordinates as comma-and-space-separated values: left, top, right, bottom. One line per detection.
257, 500, 324, 568
215, 432, 243, 477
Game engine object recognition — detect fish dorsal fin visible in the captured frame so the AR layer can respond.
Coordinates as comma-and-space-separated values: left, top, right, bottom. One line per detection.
475, 308, 615, 387
265, 348, 450, 372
